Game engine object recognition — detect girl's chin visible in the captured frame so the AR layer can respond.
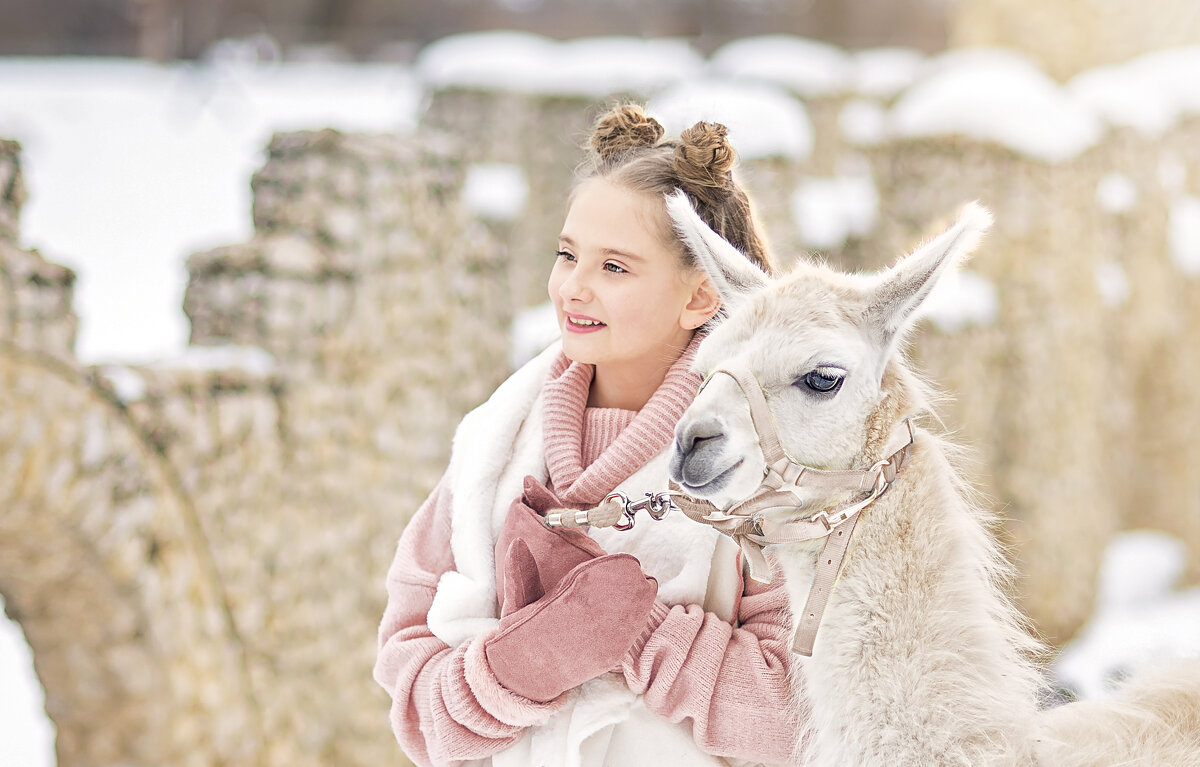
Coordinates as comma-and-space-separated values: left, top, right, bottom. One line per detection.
560, 339, 602, 365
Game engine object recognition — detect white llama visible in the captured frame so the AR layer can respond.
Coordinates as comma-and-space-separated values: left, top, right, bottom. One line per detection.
664, 191, 1200, 767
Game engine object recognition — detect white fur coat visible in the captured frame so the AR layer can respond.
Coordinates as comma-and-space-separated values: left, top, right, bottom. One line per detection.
426, 342, 744, 767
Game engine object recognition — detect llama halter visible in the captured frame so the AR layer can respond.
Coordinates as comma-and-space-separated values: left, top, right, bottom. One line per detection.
545, 362, 914, 656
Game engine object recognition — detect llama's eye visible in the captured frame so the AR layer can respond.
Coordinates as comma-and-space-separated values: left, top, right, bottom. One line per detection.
799, 368, 844, 394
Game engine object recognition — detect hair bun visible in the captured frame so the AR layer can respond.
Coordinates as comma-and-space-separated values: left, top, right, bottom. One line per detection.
674, 121, 736, 205
590, 104, 665, 164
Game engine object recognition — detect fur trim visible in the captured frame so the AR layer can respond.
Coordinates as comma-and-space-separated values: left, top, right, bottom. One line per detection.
462, 632, 566, 728
429, 342, 559, 647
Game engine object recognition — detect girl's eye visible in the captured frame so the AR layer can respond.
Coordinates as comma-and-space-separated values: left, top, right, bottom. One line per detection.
603, 262, 628, 274
798, 368, 845, 395
555, 250, 575, 262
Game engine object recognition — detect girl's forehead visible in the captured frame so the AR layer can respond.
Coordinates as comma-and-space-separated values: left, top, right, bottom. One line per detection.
562, 179, 682, 262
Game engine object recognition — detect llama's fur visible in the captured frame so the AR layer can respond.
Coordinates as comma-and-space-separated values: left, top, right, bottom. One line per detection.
666, 191, 1200, 766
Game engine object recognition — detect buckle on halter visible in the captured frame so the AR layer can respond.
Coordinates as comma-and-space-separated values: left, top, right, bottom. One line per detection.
808, 465, 891, 530
809, 508, 843, 531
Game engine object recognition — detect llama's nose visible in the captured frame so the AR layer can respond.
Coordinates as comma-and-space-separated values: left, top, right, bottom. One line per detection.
670, 417, 726, 486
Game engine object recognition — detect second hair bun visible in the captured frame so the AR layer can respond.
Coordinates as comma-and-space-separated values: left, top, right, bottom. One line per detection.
674, 122, 735, 204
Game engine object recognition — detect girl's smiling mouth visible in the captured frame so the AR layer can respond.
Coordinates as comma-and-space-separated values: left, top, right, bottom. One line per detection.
565, 312, 607, 333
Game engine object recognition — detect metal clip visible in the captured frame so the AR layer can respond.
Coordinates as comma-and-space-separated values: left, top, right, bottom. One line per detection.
604, 490, 679, 531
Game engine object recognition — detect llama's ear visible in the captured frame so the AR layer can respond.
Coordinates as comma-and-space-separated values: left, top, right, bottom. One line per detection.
864, 202, 993, 347
665, 189, 770, 317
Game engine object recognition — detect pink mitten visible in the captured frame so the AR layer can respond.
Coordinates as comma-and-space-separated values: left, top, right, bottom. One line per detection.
494, 476, 606, 616
484, 553, 658, 703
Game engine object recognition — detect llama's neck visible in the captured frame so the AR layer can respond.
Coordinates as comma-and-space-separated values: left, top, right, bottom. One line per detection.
777, 431, 1042, 767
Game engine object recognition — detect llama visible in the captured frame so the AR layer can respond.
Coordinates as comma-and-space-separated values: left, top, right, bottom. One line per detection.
664, 191, 1200, 767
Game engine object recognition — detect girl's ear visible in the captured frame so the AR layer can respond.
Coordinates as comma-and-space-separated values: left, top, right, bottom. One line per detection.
680, 275, 722, 330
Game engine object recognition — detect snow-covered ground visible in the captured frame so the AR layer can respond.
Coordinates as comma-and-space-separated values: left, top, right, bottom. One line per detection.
4, 37, 1200, 763
0, 596, 55, 767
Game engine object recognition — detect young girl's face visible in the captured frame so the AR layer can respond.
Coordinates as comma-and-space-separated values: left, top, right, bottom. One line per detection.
549, 178, 711, 376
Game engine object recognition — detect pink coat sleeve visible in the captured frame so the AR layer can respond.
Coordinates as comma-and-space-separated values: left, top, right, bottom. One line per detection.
620, 562, 809, 765
373, 477, 564, 767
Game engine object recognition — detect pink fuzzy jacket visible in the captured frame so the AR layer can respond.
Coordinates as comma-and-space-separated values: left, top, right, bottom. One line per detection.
374, 341, 806, 766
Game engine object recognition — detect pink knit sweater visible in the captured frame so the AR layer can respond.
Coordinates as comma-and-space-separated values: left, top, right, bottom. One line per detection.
374, 340, 805, 766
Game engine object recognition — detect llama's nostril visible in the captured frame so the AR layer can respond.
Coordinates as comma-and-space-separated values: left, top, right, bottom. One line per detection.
678, 417, 724, 455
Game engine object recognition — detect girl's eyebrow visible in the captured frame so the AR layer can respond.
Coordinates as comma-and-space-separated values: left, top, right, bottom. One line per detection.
557, 234, 645, 263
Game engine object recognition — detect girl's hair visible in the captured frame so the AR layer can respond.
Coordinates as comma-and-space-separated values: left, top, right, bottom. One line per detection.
576, 103, 774, 275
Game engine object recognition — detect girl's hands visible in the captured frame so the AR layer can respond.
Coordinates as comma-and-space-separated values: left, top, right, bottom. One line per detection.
484, 553, 658, 703
494, 476, 605, 616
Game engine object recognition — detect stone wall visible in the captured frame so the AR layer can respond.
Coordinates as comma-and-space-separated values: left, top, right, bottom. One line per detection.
1, 130, 509, 767
0, 140, 77, 359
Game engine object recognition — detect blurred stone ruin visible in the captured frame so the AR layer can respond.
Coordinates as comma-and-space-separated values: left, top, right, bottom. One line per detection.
4, 26, 1200, 767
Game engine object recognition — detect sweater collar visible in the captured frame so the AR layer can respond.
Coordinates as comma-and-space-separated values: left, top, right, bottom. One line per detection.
543, 334, 703, 505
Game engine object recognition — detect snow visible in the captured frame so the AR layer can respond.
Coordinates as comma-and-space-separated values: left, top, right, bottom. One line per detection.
0, 597, 56, 767
509, 301, 560, 368
463, 163, 529, 222
851, 47, 925, 99
1068, 64, 1179, 137
918, 268, 1000, 332
415, 31, 556, 92
1168, 196, 1200, 275
890, 50, 1104, 162
1096, 172, 1138, 213
150, 344, 277, 375
708, 36, 852, 97
1051, 530, 1200, 700
0, 57, 419, 364
648, 79, 813, 161
790, 166, 879, 250
99, 364, 149, 402
1094, 259, 1131, 308
839, 98, 888, 146
1069, 46, 1200, 137
416, 32, 704, 96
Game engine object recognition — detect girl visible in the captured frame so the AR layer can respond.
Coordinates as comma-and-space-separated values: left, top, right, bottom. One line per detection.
374, 104, 806, 767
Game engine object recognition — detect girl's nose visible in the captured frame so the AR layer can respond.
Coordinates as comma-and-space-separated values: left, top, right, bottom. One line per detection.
558, 268, 592, 303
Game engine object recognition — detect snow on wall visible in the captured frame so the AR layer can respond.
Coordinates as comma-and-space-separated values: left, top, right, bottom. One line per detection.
1096, 172, 1139, 213
851, 47, 925, 99
889, 50, 1104, 162
648, 79, 813, 160
1169, 196, 1200, 276
790, 166, 879, 250
416, 32, 704, 96
839, 98, 888, 146
464, 163, 529, 222
708, 35, 852, 97
1069, 46, 1200, 137
1094, 260, 1131, 308
917, 269, 1000, 332
509, 301, 560, 368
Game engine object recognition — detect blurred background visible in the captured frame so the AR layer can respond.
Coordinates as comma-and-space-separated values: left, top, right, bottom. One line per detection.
2, 1, 1200, 766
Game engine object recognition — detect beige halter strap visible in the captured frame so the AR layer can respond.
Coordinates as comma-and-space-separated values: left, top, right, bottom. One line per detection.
544, 363, 914, 656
